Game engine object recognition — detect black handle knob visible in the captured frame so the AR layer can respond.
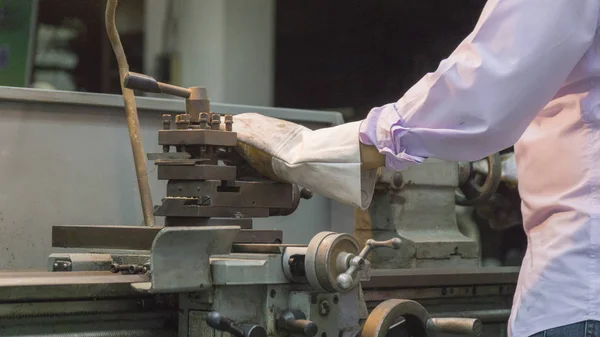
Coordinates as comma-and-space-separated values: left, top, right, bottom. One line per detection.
277, 310, 318, 337
206, 312, 267, 337
123, 72, 161, 93
300, 188, 313, 200
206, 311, 245, 337
124, 72, 191, 99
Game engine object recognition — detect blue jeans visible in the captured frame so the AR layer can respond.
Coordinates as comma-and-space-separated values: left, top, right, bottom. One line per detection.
531, 321, 600, 337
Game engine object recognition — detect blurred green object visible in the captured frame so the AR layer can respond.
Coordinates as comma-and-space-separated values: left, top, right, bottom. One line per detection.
0, 0, 37, 87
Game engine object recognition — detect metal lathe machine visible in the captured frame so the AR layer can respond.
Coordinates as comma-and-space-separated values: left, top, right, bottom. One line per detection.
0, 2, 523, 337
0, 81, 519, 337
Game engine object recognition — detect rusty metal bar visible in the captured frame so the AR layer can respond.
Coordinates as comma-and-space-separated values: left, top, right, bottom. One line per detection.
362, 267, 519, 289
0, 271, 148, 301
105, 0, 155, 227
52, 225, 282, 250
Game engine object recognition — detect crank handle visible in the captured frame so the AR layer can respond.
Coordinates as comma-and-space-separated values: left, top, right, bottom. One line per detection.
336, 238, 402, 290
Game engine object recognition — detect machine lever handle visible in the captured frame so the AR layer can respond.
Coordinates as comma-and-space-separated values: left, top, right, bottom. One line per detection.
426, 318, 483, 336
206, 311, 245, 337
360, 238, 402, 257
277, 310, 318, 337
124, 72, 191, 99
336, 238, 402, 291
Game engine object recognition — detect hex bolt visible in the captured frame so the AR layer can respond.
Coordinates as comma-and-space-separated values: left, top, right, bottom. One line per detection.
319, 300, 331, 316
201, 195, 211, 206
162, 114, 172, 130
52, 260, 72, 272
224, 114, 233, 131
175, 114, 191, 129
391, 172, 403, 189
199, 112, 209, 129
211, 113, 221, 130
162, 114, 173, 152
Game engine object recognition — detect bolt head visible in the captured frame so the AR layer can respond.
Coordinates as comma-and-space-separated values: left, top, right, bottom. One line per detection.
319, 300, 331, 316
392, 172, 403, 188
176, 114, 191, 123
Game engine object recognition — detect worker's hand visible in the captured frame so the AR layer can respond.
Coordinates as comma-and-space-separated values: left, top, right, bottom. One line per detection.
226, 113, 381, 209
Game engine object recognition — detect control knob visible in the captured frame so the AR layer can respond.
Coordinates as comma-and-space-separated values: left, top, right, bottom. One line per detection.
206, 311, 266, 337
336, 238, 402, 291
276, 310, 318, 337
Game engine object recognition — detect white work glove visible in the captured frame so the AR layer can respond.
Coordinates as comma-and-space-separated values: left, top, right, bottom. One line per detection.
229, 113, 379, 210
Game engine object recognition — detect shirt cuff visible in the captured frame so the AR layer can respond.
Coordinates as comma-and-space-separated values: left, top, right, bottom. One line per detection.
358, 103, 426, 171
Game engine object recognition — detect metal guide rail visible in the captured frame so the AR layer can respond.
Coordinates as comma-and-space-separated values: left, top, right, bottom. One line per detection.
363, 267, 519, 289
0, 265, 516, 336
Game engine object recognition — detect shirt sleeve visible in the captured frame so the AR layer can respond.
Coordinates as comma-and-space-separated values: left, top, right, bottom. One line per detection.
359, 0, 599, 170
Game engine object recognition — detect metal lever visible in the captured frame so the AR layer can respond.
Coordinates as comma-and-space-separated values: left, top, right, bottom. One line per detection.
206, 311, 267, 337
336, 238, 402, 291
426, 318, 483, 336
124, 72, 191, 98
277, 310, 318, 337
124, 72, 210, 120
206, 311, 244, 337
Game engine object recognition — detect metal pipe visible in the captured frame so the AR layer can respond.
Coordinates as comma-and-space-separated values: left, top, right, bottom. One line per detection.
431, 309, 511, 324
105, 0, 155, 226
426, 317, 482, 336
363, 267, 520, 289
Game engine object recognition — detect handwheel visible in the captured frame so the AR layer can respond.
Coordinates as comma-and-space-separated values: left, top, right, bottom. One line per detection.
361, 299, 482, 337
305, 232, 361, 293
361, 300, 429, 337
455, 152, 502, 206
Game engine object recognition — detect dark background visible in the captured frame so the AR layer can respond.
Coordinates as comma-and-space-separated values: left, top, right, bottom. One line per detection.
35, 1, 485, 120
274, 1, 485, 120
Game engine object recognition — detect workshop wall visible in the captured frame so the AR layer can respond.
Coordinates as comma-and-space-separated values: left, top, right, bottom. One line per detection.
144, 0, 275, 107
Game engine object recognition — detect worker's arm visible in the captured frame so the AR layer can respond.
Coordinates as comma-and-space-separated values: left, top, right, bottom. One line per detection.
360, 0, 599, 170
232, 0, 598, 209
229, 113, 380, 210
